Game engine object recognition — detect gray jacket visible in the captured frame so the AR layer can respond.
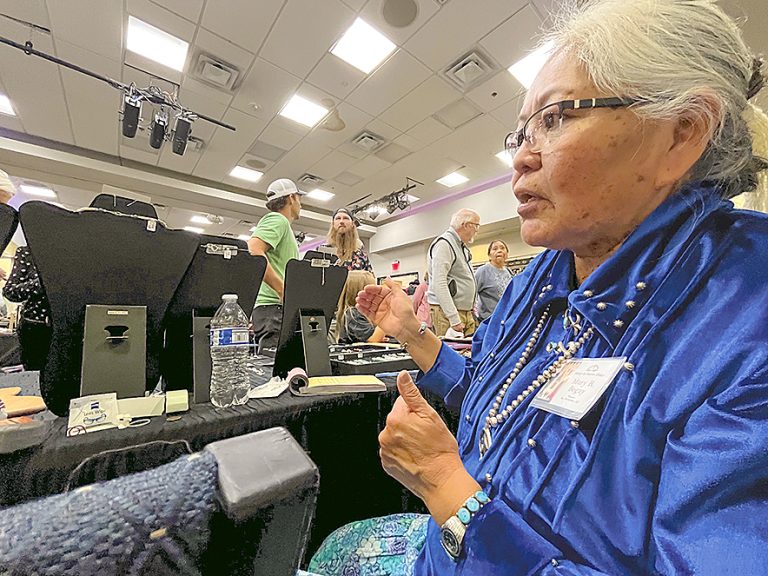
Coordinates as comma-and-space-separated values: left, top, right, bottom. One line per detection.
426, 228, 476, 325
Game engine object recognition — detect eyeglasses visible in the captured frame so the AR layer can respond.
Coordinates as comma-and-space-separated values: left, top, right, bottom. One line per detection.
466, 222, 480, 229
504, 96, 638, 155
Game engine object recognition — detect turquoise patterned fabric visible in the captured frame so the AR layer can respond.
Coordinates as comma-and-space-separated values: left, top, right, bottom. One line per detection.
302, 513, 428, 576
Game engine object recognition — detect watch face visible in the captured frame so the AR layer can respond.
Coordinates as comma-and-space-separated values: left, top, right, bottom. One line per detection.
441, 527, 461, 559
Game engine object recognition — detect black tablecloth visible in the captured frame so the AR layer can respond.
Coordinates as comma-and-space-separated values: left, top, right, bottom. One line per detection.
0, 374, 459, 557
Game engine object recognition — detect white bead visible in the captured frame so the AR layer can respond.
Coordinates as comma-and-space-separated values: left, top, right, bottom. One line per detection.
493, 402, 500, 409
624, 362, 635, 371
583, 290, 594, 297
522, 389, 530, 397
490, 416, 498, 426
625, 300, 636, 309
515, 362, 522, 369
636, 282, 646, 290
517, 394, 524, 402
613, 320, 624, 328
527, 438, 537, 448
511, 400, 519, 408
596, 302, 607, 311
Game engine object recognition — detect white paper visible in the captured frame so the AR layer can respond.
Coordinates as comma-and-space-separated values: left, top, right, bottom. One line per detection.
248, 376, 290, 399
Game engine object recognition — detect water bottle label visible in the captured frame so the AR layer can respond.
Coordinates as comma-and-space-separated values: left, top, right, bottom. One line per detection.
210, 328, 249, 347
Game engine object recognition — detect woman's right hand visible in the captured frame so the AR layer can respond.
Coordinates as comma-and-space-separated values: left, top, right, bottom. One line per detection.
356, 278, 419, 340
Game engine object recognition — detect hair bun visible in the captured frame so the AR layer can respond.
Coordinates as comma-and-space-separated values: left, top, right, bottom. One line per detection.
747, 57, 765, 100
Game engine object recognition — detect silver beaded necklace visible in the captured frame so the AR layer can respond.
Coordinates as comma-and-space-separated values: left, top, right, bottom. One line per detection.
478, 304, 595, 459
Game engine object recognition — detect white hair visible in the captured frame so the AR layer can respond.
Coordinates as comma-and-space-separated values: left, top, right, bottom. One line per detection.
545, 0, 767, 199
450, 209, 479, 229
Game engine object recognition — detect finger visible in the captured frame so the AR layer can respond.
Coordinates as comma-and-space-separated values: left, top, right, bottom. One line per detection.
396, 370, 429, 413
383, 278, 402, 292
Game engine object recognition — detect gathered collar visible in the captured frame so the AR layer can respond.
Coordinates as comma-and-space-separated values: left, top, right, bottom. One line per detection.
530, 183, 726, 347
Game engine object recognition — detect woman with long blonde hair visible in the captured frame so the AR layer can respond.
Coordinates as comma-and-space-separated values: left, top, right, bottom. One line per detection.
335, 270, 384, 344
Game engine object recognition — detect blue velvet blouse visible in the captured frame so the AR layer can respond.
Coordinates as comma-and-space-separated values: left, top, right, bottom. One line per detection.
415, 183, 768, 575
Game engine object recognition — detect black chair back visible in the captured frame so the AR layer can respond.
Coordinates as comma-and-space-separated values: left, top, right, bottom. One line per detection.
19, 201, 198, 415
0, 203, 18, 254
88, 194, 158, 219
162, 234, 266, 391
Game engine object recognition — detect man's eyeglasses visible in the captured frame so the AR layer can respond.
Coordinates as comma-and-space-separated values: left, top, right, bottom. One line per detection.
504, 96, 638, 156
466, 222, 480, 229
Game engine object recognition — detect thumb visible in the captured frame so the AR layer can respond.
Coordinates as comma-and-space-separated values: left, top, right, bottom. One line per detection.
397, 370, 428, 412
383, 277, 401, 292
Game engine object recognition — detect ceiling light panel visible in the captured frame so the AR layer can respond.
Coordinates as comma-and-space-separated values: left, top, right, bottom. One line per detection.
230, 166, 264, 182
190, 215, 209, 224
436, 172, 469, 187
495, 150, 513, 167
306, 189, 336, 202
279, 94, 329, 127
184, 226, 204, 234
508, 41, 553, 89
127, 16, 189, 72
331, 18, 396, 74
238, 234, 251, 242
0, 94, 16, 116
20, 184, 56, 198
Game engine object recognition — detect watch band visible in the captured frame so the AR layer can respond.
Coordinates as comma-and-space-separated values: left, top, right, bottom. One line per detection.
440, 490, 491, 560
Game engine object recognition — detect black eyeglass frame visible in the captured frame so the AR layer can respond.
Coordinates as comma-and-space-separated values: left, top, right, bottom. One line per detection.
504, 96, 639, 153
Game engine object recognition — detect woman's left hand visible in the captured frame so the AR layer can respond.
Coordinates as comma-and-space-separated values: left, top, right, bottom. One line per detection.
379, 371, 481, 525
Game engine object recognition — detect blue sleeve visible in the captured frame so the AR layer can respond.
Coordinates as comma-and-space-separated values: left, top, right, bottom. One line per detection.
416, 321, 489, 410
453, 370, 768, 576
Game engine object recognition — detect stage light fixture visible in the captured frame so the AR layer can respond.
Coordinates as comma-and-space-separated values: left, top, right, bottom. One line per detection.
172, 114, 193, 155
396, 192, 410, 211
387, 195, 398, 214
149, 109, 169, 149
122, 93, 142, 138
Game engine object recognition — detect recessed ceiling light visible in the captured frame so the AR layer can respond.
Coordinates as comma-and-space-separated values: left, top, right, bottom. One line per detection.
508, 41, 554, 89
331, 18, 396, 74
306, 188, 335, 202
406, 194, 420, 203
303, 235, 315, 242
127, 16, 189, 72
436, 172, 469, 187
184, 226, 204, 234
237, 234, 251, 242
20, 184, 56, 198
190, 215, 210, 225
229, 166, 263, 182
495, 150, 513, 168
0, 94, 15, 116
279, 94, 329, 128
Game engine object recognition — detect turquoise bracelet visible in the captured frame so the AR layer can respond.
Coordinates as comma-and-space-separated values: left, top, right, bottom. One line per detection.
455, 490, 490, 525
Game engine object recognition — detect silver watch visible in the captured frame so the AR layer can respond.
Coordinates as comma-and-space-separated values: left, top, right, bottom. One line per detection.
440, 515, 466, 560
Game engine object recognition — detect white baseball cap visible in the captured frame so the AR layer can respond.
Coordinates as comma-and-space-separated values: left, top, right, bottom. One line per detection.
266, 178, 306, 201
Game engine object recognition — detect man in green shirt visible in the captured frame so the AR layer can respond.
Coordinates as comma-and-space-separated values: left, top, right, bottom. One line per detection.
247, 178, 304, 348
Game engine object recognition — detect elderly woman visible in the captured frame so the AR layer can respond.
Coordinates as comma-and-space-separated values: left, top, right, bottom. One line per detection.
474, 239, 513, 321
304, 1, 768, 575
325, 208, 373, 272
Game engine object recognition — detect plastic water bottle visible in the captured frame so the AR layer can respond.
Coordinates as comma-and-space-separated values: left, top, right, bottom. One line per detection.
209, 294, 251, 408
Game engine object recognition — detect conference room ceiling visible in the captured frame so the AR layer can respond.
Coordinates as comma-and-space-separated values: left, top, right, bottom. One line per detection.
0, 0, 763, 234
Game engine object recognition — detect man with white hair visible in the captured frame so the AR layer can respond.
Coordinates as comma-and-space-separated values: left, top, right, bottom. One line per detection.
426, 209, 480, 337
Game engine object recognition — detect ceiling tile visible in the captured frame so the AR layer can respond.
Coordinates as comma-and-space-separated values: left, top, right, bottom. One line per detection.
379, 75, 460, 132
465, 70, 525, 113
306, 102, 373, 149
201, 0, 284, 54
192, 108, 269, 181
309, 149, 358, 180
119, 144, 162, 165
149, 0, 204, 23
230, 57, 302, 120
393, 132, 422, 152
339, 0, 366, 10
306, 53, 366, 100
349, 154, 390, 178
365, 118, 402, 141
0, 115, 25, 133
265, 138, 335, 182
260, 0, 355, 79
403, 0, 528, 70
55, 40, 122, 155
0, 34, 73, 144
191, 27, 256, 76
489, 93, 524, 129
479, 4, 543, 70
346, 49, 431, 116
258, 120, 305, 150
358, 0, 440, 46
405, 116, 451, 145
180, 76, 234, 108
337, 141, 368, 159
177, 86, 230, 123
48, 0, 123, 62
